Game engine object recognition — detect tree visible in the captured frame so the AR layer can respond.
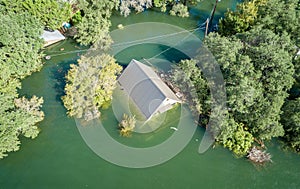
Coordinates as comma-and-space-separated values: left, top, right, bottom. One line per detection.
75, 0, 118, 46
257, 0, 300, 46
153, 0, 174, 12
0, 96, 44, 159
0, 11, 44, 79
169, 59, 210, 119
201, 27, 295, 155
153, 0, 193, 16
0, 11, 45, 159
218, 0, 267, 36
218, 0, 300, 46
170, 3, 189, 17
62, 54, 122, 121
119, 114, 136, 137
281, 98, 300, 152
119, 0, 152, 17
0, 0, 72, 30
220, 118, 254, 157
237, 28, 294, 140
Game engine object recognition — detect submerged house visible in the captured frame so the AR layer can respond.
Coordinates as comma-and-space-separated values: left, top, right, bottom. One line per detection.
118, 59, 181, 120
41, 30, 65, 47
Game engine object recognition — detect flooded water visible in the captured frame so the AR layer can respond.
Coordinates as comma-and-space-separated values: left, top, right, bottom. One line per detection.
1, 1, 300, 188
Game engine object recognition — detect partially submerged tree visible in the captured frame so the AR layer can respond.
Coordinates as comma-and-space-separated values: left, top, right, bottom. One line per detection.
215, 0, 299, 158
119, 0, 152, 17
169, 59, 210, 119
119, 114, 136, 137
196, 27, 294, 156
153, 0, 193, 16
0, 12, 45, 159
62, 54, 122, 121
220, 119, 254, 157
75, 0, 118, 46
170, 3, 189, 17
218, 0, 267, 36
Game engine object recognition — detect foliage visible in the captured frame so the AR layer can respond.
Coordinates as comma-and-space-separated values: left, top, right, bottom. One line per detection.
0, 96, 44, 159
153, 0, 174, 12
238, 29, 294, 140
0, 11, 44, 79
75, 0, 119, 45
281, 98, 300, 152
170, 3, 189, 17
119, 114, 136, 137
0, 0, 72, 30
71, 11, 83, 26
216, 0, 299, 156
62, 54, 122, 121
220, 119, 254, 156
169, 59, 210, 118
289, 57, 300, 99
0, 11, 45, 159
120, 0, 152, 17
218, 0, 300, 46
75, 12, 112, 46
205, 28, 294, 141
257, 0, 300, 46
153, 0, 191, 16
218, 0, 267, 36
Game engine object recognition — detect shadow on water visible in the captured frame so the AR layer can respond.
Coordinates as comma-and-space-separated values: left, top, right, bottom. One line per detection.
50, 60, 74, 104
115, 43, 189, 68
157, 45, 190, 63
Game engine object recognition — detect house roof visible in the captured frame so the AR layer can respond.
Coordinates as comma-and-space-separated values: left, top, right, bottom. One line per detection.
41, 30, 65, 47
118, 59, 180, 119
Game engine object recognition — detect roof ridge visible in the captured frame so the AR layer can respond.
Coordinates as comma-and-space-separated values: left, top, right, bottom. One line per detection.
131, 59, 171, 99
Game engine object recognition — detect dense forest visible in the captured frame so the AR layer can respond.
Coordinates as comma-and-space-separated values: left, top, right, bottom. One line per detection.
0, 0, 73, 158
0, 0, 299, 161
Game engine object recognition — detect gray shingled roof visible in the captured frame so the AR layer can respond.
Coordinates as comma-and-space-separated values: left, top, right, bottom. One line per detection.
118, 59, 180, 119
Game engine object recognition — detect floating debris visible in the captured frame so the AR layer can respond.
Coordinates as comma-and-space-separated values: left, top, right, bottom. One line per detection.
118, 24, 124, 30
45, 55, 51, 60
247, 146, 272, 164
170, 127, 178, 131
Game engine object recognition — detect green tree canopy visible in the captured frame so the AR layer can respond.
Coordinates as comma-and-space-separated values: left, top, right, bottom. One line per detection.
220, 118, 254, 156
218, 0, 267, 36
0, 0, 72, 30
0, 12, 45, 159
170, 59, 210, 118
199, 27, 295, 155
119, 0, 152, 17
0, 11, 44, 79
153, 0, 194, 16
75, 0, 118, 46
206, 28, 294, 139
62, 54, 122, 121
218, 0, 300, 46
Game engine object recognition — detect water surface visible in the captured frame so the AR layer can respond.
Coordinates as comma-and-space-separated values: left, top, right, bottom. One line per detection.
1, 2, 300, 189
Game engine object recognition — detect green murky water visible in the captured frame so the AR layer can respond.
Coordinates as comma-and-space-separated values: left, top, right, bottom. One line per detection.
1, 1, 300, 188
